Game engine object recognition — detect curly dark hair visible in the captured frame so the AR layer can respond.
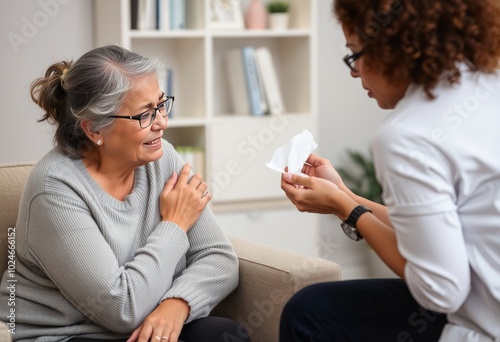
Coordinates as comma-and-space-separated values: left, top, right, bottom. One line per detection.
333, 0, 500, 98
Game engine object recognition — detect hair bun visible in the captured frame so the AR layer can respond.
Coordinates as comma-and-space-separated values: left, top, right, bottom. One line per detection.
31, 61, 73, 124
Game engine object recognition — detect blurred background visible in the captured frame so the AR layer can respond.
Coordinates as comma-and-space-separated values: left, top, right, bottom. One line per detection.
0, 0, 394, 279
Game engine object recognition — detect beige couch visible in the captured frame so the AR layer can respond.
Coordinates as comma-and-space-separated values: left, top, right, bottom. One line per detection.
0, 163, 342, 342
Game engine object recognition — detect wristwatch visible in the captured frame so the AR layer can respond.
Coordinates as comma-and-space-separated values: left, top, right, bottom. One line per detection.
341, 205, 372, 241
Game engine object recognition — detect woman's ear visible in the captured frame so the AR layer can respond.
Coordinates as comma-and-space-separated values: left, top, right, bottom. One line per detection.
80, 119, 103, 146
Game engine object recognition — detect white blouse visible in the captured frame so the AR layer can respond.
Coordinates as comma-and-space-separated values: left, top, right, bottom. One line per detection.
372, 66, 500, 341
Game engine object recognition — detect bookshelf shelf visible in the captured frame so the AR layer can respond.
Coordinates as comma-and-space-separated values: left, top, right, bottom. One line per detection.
167, 118, 207, 127
130, 30, 206, 38
93, 0, 317, 205
209, 29, 311, 38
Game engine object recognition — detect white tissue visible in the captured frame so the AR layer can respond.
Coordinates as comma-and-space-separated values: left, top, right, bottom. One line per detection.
266, 129, 318, 175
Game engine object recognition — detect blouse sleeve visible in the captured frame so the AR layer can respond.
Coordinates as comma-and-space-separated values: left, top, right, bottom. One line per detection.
372, 125, 471, 313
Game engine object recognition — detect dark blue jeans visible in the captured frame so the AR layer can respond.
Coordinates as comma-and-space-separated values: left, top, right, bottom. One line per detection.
69, 316, 250, 342
280, 278, 447, 342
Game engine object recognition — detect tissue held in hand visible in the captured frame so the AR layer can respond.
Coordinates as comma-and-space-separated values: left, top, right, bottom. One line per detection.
266, 129, 318, 175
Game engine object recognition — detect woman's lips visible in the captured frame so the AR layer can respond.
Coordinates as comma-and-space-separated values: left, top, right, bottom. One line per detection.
144, 138, 161, 146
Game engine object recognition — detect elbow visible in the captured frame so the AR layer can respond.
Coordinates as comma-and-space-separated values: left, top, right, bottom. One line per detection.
407, 267, 470, 314
431, 281, 469, 313
106, 311, 152, 334
82, 302, 149, 334
225, 253, 240, 293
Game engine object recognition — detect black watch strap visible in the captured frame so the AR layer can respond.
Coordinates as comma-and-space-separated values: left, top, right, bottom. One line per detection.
344, 205, 372, 228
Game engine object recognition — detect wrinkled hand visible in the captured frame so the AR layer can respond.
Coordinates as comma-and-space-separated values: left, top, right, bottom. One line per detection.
281, 172, 356, 218
127, 298, 189, 342
301, 154, 348, 192
160, 163, 211, 232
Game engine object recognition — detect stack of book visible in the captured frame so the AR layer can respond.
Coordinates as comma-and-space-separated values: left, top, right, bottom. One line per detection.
225, 46, 285, 116
131, 0, 185, 30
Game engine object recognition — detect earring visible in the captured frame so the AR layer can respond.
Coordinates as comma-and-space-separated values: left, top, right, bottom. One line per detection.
97, 140, 102, 146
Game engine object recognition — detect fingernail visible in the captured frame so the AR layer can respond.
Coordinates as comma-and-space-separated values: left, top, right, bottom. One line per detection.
283, 173, 292, 181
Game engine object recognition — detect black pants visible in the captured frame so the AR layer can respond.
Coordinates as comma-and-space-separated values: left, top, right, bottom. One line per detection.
69, 316, 250, 342
280, 278, 447, 342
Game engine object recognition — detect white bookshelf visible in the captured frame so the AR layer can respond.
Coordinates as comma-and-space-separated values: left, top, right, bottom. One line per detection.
93, 0, 318, 210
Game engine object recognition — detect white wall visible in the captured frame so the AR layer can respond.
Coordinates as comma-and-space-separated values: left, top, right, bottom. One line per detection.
0, 0, 93, 163
0, 0, 392, 279
315, 0, 391, 279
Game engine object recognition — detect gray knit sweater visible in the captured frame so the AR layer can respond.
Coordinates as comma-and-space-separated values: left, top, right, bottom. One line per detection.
0, 140, 239, 341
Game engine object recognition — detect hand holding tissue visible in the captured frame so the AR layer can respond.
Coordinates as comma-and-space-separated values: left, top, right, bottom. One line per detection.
266, 129, 318, 175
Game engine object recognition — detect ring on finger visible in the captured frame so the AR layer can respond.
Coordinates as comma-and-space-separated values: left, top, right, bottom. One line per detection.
161, 337, 169, 341
201, 190, 209, 198
155, 337, 161, 341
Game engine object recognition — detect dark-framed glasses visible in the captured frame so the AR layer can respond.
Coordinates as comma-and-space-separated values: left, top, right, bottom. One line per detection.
109, 96, 175, 129
343, 50, 365, 72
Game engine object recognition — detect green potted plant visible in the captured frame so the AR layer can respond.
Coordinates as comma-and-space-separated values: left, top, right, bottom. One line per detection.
337, 149, 384, 205
267, 1, 290, 30
337, 150, 397, 278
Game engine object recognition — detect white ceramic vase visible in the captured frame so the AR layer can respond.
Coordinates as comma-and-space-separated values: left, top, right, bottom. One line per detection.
268, 13, 289, 30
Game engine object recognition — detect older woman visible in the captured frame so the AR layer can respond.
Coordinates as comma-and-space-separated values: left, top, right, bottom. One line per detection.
280, 0, 500, 341
0, 45, 249, 342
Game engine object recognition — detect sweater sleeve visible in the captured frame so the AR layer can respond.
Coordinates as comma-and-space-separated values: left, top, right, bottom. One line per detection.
161, 206, 239, 322
26, 192, 190, 334
157, 141, 239, 322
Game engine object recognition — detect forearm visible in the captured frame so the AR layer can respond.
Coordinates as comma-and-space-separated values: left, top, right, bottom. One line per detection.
356, 212, 406, 278
342, 186, 393, 227
331, 190, 403, 277
162, 209, 239, 322
28, 195, 190, 332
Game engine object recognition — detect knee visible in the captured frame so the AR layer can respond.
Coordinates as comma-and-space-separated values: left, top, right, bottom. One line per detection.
281, 284, 320, 325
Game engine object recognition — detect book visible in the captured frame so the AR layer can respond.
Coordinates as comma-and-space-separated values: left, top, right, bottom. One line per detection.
157, 0, 170, 30
157, 64, 168, 93
166, 68, 174, 117
225, 48, 251, 114
170, 0, 186, 30
241, 46, 266, 116
137, 0, 156, 30
157, 65, 174, 117
131, 0, 139, 29
255, 47, 285, 115
252, 49, 269, 115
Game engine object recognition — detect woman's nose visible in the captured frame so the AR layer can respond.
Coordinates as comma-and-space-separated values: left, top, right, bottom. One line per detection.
152, 112, 168, 130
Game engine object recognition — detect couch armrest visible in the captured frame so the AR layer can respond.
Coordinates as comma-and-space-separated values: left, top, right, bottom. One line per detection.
211, 236, 342, 342
0, 321, 12, 342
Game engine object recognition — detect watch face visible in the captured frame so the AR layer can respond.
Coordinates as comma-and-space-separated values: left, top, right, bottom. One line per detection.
341, 222, 363, 241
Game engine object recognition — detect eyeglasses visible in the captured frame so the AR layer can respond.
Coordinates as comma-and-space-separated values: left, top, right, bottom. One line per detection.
343, 50, 365, 72
109, 96, 174, 129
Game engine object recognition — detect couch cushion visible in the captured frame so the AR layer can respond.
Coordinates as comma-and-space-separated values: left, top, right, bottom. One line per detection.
0, 163, 35, 276
212, 236, 342, 342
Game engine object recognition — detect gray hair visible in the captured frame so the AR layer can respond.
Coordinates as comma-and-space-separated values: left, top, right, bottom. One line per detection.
31, 45, 161, 158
